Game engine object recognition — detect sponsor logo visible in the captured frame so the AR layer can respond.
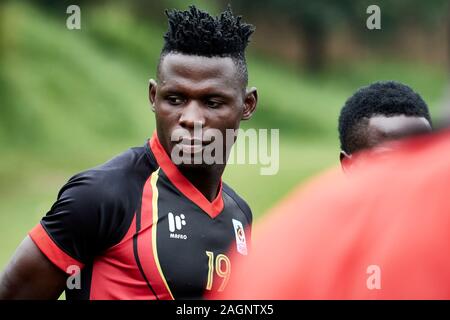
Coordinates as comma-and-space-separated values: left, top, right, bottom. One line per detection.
168, 212, 188, 240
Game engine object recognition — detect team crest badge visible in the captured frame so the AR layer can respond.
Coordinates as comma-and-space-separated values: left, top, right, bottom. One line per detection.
232, 219, 248, 255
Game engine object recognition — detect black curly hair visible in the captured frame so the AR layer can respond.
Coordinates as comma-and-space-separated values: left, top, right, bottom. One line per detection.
158, 5, 255, 85
338, 81, 432, 154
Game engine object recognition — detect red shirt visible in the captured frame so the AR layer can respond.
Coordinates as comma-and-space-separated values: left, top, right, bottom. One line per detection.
215, 130, 450, 299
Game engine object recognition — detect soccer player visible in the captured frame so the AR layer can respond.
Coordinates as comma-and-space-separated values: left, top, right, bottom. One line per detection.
215, 128, 450, 299
338, 81, 432, 171
0, 6, 257, 300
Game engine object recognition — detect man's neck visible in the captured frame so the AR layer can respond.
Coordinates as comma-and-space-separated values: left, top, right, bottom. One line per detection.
178, 165, 225, 202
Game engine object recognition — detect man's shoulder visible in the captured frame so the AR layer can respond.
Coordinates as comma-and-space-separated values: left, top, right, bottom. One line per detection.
39, 144, 157, 264
222, 183, 252, 224
89, 143, 156, 175
60, 143, 157, 201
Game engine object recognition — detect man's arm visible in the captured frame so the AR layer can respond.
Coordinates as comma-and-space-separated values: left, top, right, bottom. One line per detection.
0, 236, 67, 299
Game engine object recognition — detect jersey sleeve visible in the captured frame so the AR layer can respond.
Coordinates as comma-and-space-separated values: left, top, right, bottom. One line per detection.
29, 170, 128, 273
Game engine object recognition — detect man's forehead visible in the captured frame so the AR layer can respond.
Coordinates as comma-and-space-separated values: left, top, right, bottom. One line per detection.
159, 53, 238, 82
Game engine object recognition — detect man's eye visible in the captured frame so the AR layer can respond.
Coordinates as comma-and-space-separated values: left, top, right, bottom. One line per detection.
166, 96, 184, 105
205, 100, 222, 109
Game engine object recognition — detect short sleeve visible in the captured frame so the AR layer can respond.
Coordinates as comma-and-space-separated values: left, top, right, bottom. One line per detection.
29, 170, 128, 273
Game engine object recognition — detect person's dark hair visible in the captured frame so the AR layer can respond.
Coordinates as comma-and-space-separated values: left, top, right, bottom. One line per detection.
338, 81, 432, 154
158, 5, 255, 85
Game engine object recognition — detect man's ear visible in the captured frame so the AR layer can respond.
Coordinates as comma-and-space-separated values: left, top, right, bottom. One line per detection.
149, 79, 157, 112
242, 87, 258, 120
340, 150, 352, 173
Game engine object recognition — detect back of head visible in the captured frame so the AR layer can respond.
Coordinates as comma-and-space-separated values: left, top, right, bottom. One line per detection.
338, 81, 432, 155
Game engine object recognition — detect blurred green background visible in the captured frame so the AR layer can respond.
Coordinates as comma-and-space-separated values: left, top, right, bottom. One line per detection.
0, 0, 448, 271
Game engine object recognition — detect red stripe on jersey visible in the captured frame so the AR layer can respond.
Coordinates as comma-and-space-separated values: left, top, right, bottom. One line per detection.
86, 171, 175, 300
29, 223, 84, 273
150, 132, 224, 218
89, 214, 158, 300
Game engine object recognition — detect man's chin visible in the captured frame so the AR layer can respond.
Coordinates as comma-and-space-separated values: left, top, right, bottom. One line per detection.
173, 154, 227, 169
175, 161, 216, 172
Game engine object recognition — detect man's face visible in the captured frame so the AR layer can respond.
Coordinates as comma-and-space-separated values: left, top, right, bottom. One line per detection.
149, 53, 257, 167
341, 115, 432, 171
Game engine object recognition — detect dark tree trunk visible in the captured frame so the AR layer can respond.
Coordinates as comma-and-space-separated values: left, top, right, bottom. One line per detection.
298, 21, 327, 73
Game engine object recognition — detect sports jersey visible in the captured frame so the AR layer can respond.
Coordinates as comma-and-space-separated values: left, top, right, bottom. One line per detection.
216, 130, 450, 299
29, 132, 252, 300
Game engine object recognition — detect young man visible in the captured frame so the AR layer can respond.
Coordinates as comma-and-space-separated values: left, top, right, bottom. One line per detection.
338, 81, 432, 171
0, 6, 257, 300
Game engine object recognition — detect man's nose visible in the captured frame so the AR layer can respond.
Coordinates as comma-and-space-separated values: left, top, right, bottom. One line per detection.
179, 100, 205, 129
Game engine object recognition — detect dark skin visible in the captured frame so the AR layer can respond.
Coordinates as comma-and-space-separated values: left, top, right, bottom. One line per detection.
0, 236, 67, 299
0, 53, 257, 299
150, 53, 257, 201
340, 115, 432, 171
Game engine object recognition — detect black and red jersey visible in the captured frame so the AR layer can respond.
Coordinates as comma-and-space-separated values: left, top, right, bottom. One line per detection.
29, 132, 252, 300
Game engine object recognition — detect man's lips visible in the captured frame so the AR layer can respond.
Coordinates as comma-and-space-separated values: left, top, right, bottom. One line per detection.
174, 138, 212, 154
175, 137, 214, 146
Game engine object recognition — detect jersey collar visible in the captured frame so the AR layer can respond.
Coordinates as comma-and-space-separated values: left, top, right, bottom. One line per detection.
149, 132, 224, 219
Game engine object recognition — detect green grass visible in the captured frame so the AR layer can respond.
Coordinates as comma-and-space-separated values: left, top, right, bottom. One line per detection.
0, 2, 447, 271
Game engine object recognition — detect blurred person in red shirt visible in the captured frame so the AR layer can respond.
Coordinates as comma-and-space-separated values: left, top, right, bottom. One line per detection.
213, 124, 450, 299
